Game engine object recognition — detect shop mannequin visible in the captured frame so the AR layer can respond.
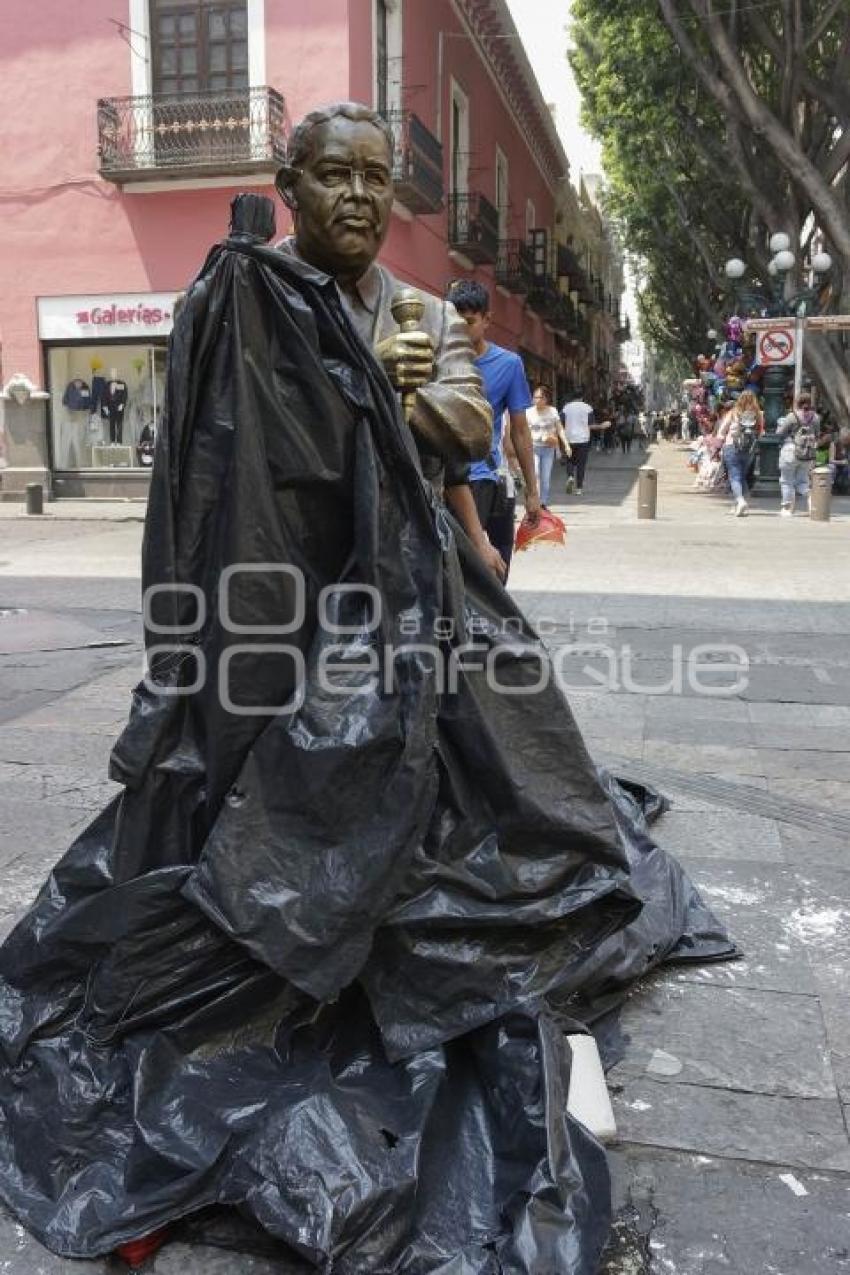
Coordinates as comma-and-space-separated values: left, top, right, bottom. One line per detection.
101, 367, 129, 444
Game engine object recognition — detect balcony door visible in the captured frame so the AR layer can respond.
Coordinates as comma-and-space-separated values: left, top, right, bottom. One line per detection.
152, 0, 249, 95
150, 0, 250, 169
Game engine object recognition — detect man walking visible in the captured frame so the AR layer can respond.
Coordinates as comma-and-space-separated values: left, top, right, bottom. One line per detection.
561, 387, 595, 494
445, 280, 540, 579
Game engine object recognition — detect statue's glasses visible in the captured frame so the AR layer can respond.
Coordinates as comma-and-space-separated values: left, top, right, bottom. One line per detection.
295, 162, 393, 193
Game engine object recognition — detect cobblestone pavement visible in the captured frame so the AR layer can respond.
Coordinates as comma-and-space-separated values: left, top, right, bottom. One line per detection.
0, 443, 848, 1272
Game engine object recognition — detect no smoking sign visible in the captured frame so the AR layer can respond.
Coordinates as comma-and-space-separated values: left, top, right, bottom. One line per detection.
757, 326, 796, 366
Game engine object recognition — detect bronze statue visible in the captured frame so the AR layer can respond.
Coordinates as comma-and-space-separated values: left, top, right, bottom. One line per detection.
0, 101, 735, 1275
275, 102, 511, 576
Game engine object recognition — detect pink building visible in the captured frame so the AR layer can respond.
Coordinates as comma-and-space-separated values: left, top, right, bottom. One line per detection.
0, 0, 574, 499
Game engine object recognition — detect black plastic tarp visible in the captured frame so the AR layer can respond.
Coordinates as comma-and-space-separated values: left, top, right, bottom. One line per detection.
0, 201, 736, 1271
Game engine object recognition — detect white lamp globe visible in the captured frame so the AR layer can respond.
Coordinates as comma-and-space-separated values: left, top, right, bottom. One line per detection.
812, 251, 832, 274
768, 259, 779, 276
774, 249, 796, 272
769, 232, 791, 254
724, 257, 746, 279
706, 328, 718, 339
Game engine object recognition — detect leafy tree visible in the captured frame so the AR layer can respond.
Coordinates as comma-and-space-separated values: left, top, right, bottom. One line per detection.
572, 0, 850, 418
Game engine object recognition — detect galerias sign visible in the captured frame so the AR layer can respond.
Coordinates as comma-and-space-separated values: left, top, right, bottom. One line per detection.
37, 293, 180, 340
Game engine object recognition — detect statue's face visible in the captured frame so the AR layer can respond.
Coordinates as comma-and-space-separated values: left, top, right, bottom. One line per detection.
293, 117, 394, 279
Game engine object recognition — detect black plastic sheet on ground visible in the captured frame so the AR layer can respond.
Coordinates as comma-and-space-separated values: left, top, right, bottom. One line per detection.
0, 201, 736, 1272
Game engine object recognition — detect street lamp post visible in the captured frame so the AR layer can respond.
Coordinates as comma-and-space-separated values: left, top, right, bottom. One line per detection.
721, 238, 832, 490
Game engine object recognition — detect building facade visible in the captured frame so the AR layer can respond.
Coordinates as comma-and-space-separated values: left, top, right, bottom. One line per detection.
0, 0, 616, 498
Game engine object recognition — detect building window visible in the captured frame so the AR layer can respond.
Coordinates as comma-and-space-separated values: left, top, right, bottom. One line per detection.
374, 0, 403, 116
496, 147, 509, 239
450, 81, 469, 194
375, 0, 389, 114
152, 0, 249, 95
526, 199, 536, 241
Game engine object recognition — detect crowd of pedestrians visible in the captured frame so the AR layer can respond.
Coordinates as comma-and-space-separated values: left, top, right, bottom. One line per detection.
687, 389, 849, 517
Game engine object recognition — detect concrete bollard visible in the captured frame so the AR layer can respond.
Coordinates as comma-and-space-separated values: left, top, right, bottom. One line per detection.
25, 483, 44, 515
637, 466, 657, 520
810, 466, 832, 522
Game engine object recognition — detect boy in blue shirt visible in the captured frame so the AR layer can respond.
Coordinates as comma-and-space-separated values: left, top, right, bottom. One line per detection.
445, 281, 540, 580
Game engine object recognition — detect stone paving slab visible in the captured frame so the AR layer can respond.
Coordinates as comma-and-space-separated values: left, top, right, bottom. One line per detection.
779, 822, 850, 871
750, 726, 850, 753
643, 740, 767, 776
610, 981, 834, 1099
1, 698, 129, 735
644, 693, 752, 723
769, 775, 850, 812
755, 747, 849, 782
643, 717, 756, 748
670, 858, 816, 996
748, 700, 850, 727
0, 761, 120, 812
605, 1146, 850, 1275
0, 798, 92, 868
0, 848, 73, 922
611, 1078, 850, 1171
0, 728, 114, 771
654, 807, 783, 862
819, 986, 850, 1106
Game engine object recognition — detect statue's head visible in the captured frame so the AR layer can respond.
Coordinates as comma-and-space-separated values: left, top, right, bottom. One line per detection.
276, 102, 395, 280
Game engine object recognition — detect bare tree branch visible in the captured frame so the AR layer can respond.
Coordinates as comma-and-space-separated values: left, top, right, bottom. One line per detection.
746, 11, 848, 124
825, 126, 850, 183
667, 0, 850, 264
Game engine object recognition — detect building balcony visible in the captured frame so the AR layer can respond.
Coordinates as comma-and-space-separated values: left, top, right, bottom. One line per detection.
97, 86, 286, 184
527, 275, 560, 320
556, 242, 582, 283
615, 315, 631, 342
384, 110, 443, 214
448, 192, 499, 264
495, 239, 534, 294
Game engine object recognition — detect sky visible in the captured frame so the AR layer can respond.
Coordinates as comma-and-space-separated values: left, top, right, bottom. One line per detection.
505, 0, 602, 184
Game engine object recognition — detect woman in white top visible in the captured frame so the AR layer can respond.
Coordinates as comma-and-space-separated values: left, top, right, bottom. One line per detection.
526, 385, 566, 507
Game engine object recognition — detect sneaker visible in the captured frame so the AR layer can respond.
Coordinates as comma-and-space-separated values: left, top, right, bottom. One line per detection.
780, 506, 793, 518
565, 476, 575, 494
576, 489, 583, 496
735, 499, 748, 517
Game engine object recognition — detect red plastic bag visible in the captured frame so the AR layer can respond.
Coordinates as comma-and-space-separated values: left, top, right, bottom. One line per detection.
515, 508, 567, 552
117, 1228, 170, 1268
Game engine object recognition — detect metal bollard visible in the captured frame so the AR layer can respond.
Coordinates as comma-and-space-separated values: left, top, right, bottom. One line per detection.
25, 483, 43, 515
637, 466, 657, 520
809, 466, 832, 522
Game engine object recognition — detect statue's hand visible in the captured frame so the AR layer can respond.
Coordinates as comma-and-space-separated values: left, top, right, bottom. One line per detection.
375, 331, 435, 391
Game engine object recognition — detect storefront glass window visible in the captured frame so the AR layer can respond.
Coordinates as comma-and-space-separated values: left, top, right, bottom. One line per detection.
48, 344, 166, 471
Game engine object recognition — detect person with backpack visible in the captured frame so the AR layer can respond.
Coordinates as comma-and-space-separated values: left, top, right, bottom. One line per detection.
717, 390, 763, 517
776, 392, 821, 517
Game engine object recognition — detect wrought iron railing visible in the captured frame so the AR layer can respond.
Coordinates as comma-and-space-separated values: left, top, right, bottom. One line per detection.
527, 274, 560, 320
97, 86, 287, 180
383, 110, 443, 213
448, 192, 499, 263
495, 239, 534, 293
556, 242, 582, 281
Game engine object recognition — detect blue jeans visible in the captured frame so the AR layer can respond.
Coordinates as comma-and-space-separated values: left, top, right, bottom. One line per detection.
722, 445, 749, 502
779, 460, 811, 508
533, 444, 557, 504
